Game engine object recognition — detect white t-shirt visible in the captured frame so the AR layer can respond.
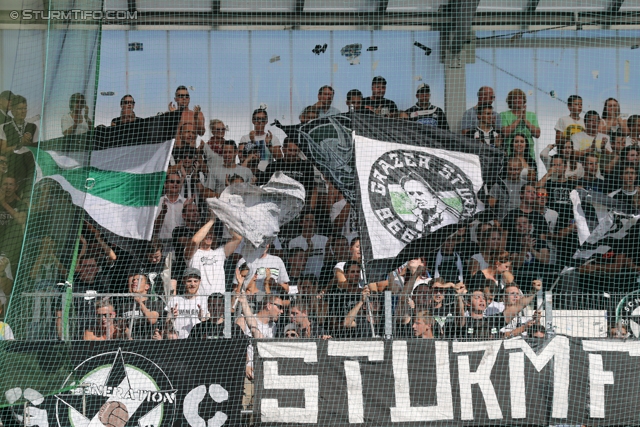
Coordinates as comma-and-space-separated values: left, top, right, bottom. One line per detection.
240, 131, 282, 162
484, 301, 505, 316
188, 247, 227, 296
166, 295, 209, 339
61, 113, 89, 135
289, 234, 328, 278
242, 316, 277, 368
554, 115, 585, 137
156, 195, 185, 240
234, 254, 289, 293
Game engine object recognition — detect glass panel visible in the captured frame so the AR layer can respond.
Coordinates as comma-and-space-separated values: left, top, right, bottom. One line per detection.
477, 0, 528, 12
536, 0, 609, 11
304, 0, 381, 12
137, 0, 211, 12
220, 0, 296, 12
386, 0, 447, 12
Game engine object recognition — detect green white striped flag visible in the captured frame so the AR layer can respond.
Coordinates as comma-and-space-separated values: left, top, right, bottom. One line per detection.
24, 140, 174, 240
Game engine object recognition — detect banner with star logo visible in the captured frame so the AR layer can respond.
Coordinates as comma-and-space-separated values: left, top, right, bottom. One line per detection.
0, 339, 246, 426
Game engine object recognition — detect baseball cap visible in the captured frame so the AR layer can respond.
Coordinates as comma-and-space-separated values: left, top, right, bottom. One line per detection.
372, 76, 387, 85
417, 84, 430, 94
183, 267, 201, 279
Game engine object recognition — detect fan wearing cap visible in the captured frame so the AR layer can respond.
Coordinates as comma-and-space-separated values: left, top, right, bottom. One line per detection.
165, 267, 209, 339
362, 76, 399, 117
405, 84, 450, 130
184, 211, 243, 296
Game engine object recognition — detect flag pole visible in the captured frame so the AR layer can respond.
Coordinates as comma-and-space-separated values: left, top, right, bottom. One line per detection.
60, 219, 83, 341
60, 15, 105, 340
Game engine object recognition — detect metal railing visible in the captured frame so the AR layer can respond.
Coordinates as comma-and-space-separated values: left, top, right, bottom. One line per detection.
10, 289, 638, 340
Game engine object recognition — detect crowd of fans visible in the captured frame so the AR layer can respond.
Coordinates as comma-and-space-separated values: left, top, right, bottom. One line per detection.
0, 77, 639, 346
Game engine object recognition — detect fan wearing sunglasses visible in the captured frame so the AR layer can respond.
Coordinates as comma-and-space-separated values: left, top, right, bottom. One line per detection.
240, 108, 282, 162
111, 94, 138, 126
168, 85, 205, 136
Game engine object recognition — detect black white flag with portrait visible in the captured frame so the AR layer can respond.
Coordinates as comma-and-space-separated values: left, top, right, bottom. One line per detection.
355, 135, 484, 262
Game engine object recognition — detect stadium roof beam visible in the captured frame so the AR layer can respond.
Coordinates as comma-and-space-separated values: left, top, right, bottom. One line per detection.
1, 10, 640, 29
438, 0, 480, 134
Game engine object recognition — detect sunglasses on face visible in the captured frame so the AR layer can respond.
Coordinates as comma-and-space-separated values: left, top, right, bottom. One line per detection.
176, 94, 190, 99
273, 303, 283, 310
122, 101, 134, 105
537, 193, 548, 198
213, 127, 226, 132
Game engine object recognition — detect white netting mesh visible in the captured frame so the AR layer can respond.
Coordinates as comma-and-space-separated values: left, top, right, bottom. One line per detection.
0, 0, 639, 425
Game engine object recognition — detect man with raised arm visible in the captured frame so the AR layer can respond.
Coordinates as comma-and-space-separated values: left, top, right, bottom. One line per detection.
184, 211, 243, 296
499, 280, 542, 338
454, 284, 502, 340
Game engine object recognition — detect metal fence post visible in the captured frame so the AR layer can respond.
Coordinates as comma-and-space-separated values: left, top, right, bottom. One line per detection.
385, 291, 392, 339
224, 292, 231, 338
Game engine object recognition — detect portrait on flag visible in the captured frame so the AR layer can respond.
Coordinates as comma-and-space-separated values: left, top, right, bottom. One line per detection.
355, 136, 484, 260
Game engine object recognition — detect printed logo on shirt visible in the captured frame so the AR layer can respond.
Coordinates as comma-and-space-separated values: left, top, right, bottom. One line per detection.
200, 256, 218, 266
416, 117, 438, 127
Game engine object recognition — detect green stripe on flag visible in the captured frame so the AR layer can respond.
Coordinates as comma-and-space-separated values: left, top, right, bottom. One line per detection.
30, 147, 166, 207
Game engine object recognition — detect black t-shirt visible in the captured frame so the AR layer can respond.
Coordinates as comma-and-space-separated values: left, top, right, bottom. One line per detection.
502, 208, 551, 238
507, 232, 548, 260
362, 97, 399, 113
328, 290, 382, 338
611, 188, 639, 215
431, 304, 456, 338
115, 297, 165, 340
172, 225, 198, 280
405, 104, 450, 130
577, 176, 606, 194
453, 314, 504, 340
110, 251, 165, 294
545, 179, 575, 225
189, 319, 243, 339
111, 116, 140, 126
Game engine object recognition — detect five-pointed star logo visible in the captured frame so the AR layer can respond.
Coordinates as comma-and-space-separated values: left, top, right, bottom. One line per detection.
55, 348, 175, 427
